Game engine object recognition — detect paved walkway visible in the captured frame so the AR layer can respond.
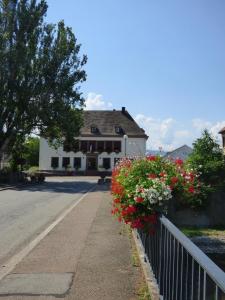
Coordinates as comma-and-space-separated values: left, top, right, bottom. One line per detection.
0, 185, 142, 299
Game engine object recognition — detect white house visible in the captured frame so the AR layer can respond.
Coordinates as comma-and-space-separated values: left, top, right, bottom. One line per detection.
219, 127, 225, 152
39, 107, 148, 174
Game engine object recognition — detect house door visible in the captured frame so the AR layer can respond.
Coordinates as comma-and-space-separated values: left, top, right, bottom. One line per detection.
87, 156, 97, 170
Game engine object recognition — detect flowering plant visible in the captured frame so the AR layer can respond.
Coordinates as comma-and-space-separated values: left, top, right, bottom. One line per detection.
111, 155, 210, 233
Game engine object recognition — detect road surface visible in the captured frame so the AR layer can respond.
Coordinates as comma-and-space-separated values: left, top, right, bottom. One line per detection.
0, 177, 97, 267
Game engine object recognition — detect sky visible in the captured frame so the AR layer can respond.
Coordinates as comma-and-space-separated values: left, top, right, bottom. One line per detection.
46, 0, 225, 151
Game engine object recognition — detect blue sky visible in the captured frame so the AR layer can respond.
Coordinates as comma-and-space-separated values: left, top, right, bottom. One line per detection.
46, 0, 225, 150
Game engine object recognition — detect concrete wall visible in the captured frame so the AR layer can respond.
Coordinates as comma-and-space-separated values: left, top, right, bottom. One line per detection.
39, 136, 146, 172
168, 190, 225, 227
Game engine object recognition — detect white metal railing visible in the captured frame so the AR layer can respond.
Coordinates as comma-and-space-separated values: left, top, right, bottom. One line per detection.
137, 215, 225, 300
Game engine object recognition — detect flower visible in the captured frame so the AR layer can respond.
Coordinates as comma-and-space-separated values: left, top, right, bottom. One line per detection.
170, 176, 179, 184
135, 196, 144, 203
147, 155, 157, 161
175, 158, 183, 166
188, 186, 195, 193
111, 154, 207, 233
148, 173, 157, 179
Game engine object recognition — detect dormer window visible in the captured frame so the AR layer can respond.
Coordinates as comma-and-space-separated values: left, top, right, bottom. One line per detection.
115, 126, 122, 134
91, 126, 98, 134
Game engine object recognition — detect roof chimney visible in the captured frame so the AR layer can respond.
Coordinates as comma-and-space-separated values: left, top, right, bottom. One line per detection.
122, 107, 126, 113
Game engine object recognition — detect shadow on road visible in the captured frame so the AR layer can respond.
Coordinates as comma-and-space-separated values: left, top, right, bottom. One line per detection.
8, 179, 110, 194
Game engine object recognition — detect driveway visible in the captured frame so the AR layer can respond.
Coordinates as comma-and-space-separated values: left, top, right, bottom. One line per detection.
0, 177, 97, 267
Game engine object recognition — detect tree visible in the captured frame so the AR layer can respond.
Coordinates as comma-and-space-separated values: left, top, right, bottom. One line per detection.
9, 136, 39, 170
0, 0, 87, 157
187, 129, 225, 185
23, 136, 39, 166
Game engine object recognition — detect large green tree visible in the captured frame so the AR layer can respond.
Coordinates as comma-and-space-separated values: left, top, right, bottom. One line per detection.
187, 129, 225, 185
0, 0, 87, 156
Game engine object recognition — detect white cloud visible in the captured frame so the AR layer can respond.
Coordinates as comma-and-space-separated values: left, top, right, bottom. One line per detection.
84, 93, 113, 110
192, 119, 225, 142
135, 114, 178, 151
135, 114, 225, 151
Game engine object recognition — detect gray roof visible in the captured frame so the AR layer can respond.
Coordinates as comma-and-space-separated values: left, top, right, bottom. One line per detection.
164, 144, 193, 161
80, 108, 148, 139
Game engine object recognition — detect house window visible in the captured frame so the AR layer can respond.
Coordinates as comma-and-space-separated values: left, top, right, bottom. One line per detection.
80, 141, 88, 152
105, 141, 113, 153
114, 158, 120, 166
115, 126, 122, 134
113, 141, 121, 153
74, 157, 81, 169
91, 126, 98, 134
89, 141, 96, 152
103, 158, 111, 170
51, 157, 59, 169
62, 157, 70, 168
97, 141, 104, 152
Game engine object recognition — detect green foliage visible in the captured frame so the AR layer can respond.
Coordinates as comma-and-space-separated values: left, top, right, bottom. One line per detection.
0, 0, 87, 155
181, 227, 225, 238
23, 137, 39, 166
10, 136, 39, 170
187, 130, 225, 186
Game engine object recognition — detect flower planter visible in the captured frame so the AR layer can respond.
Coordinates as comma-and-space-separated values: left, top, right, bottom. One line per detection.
111, 156, 210, 232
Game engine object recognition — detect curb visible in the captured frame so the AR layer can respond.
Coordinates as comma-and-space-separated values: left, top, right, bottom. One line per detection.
0, 186, 17, 191
132, 230, 160, 300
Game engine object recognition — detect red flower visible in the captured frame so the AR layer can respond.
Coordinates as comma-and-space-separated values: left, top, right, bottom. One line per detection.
148, 173, 157, 179
126, 205, 137, 214
175, 159, 183, 166
159, 172, 166, 177
135, 197, 144, 203
170, 176, 179, 184
114, 198, 120, 204
131, 218, 144, 229
122, 205, 137, 216
147, 155, 157, 161
142, 214, 158, 224
188, 186, 195, 193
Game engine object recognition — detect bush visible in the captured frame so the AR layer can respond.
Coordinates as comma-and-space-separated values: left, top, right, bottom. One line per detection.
111, 156, 210, 233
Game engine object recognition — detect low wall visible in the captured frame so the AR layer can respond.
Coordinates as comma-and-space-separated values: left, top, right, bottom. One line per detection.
167, 190, 225, 227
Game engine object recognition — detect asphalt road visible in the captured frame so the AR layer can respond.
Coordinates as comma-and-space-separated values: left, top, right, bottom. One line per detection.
0, 177, 97, 267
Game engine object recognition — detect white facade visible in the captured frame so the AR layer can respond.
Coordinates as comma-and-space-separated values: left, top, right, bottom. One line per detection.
39, 136, 146, 172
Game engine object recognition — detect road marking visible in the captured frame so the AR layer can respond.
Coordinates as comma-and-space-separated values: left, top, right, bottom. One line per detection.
0, 185, 96, 281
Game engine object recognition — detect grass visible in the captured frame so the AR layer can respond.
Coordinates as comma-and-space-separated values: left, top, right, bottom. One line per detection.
136, 284, 151, 300
180, 227, 225, 238
121, 224, 151, 300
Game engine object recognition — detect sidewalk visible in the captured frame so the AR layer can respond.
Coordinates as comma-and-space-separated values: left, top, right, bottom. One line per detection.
0, 185, 145, 299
